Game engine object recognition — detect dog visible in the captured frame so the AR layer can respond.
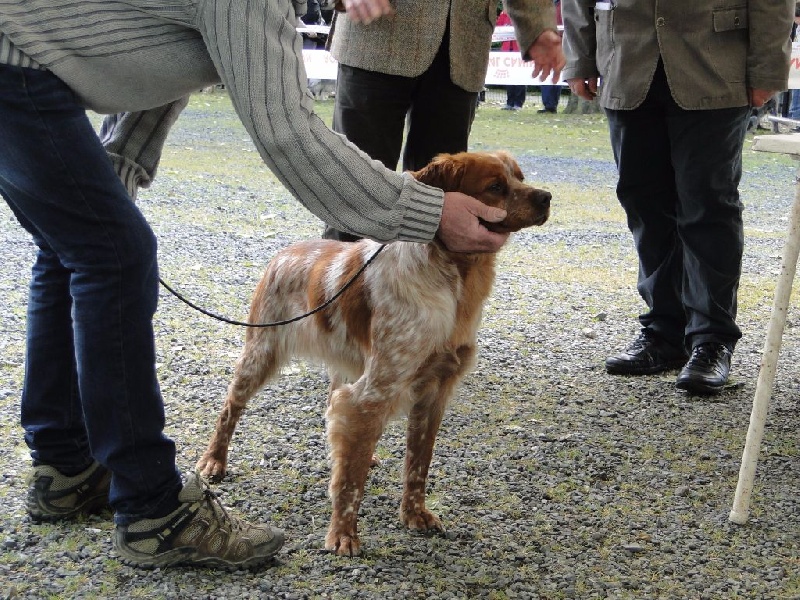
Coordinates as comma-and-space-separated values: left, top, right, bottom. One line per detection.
196, 151, 551, 556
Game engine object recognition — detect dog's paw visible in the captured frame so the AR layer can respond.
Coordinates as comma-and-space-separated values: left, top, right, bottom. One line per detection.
325, 531, 362, 557
196, 453, 227, 483
400, 507, 444, 533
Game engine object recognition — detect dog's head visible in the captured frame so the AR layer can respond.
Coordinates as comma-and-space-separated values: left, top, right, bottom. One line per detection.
411, 151, 551, 234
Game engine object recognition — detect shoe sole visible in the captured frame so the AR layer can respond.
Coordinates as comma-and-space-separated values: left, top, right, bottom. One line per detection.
675, 378, 725, 395
605, 358, 687, 375
27, 494, 111, 522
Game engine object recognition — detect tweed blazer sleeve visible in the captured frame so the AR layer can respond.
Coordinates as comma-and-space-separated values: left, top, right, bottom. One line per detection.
562, 0, 794, 110
330, 0, 558, 93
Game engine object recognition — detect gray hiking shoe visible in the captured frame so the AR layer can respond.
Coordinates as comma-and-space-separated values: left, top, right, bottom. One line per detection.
26, 461, 111, 522
113, 471, 284, 570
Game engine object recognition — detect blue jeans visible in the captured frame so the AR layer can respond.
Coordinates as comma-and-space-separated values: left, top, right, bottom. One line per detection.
605, 62, 749, 351
0, 64, 181, 524
540, 85, 561, 111
789, 88, 800, 121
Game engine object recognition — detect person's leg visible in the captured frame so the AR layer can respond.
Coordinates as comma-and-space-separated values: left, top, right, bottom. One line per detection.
507, 85, 526, 109
666, 103, 749, 349
540, 85, 561, 112
788, 88, 800, 121
0, 64, 181, 522
403, 37, 478, 172
606, 66, 687, 349
323, 63, 413, 240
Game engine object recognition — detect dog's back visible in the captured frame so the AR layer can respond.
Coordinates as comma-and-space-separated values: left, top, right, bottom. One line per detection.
246, 237, 495, 394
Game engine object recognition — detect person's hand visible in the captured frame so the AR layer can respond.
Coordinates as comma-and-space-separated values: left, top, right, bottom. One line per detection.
437, 192, 510, 253
567, 76, 599, 101
748, 88, 775, 108
339, 0, 394, 24
525, 30, 565, 83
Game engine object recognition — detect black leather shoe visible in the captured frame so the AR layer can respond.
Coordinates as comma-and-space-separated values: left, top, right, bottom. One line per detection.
605, 330, 688, 375
675, 343, 732, 395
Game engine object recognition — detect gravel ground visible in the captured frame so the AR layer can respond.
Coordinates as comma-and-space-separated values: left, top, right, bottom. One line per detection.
0, 96, 798, 599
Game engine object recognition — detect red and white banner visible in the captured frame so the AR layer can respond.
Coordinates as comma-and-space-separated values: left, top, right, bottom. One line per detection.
302, 50, 563, 85
300, 29, 800, 89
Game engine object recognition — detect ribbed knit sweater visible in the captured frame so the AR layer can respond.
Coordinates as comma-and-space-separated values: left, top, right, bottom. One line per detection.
0, 0, 445, 243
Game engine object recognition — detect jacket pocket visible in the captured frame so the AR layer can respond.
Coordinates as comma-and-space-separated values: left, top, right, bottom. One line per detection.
710, 7, 748, 83
712, 7, 748, 32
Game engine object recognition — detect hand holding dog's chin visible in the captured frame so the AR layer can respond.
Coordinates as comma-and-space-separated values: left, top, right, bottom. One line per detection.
437, 192, 510, 253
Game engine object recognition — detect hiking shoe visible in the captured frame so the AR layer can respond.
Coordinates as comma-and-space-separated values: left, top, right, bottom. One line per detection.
113, 471, 284, 570
26, 461, 111, 522
675, 342, 732, 395
605, 329, 688, 375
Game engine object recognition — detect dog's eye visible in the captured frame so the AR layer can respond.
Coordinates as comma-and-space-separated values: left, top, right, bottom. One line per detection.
487, 181, 505, 194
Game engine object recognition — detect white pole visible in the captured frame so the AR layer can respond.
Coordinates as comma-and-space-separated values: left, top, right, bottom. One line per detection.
729, 160, 800, 524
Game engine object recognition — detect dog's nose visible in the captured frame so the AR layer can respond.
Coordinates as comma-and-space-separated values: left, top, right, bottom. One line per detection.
535, 190, 552, 208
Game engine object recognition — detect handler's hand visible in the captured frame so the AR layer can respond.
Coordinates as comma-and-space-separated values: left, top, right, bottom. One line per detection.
340, 0, 394, 24
567, 77, 599, 102
437, 192, 510, 253
748, 88, 775, 108
526, 30, 565, 83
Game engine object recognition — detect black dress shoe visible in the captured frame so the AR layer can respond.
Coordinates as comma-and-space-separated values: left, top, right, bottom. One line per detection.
605, 330, 688, 375
675, 342, 732, 395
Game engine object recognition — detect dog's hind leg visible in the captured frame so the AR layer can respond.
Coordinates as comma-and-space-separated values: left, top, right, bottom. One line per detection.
400, 345, 475, 532
197, 336, 285, 481
324, 382, 387, 557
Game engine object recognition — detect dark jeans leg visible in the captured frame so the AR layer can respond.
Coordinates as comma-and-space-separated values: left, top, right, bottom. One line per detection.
0, 65, 181, 523
606, 63, 748, 350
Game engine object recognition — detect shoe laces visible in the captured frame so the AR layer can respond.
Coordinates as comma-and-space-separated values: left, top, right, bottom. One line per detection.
196, 480, 244, 534
626, 330, 656, 352
689, 343, 726, 366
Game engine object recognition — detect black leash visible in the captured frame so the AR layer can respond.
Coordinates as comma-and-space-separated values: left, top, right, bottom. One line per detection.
158, 243, 387, 328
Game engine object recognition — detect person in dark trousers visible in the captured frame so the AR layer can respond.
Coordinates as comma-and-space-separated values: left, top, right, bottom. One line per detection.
562, 0, 793, 394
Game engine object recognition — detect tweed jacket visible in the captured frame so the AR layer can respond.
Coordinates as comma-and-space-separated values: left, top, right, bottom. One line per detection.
329, 0, 558, 93
561, 0, 794, 110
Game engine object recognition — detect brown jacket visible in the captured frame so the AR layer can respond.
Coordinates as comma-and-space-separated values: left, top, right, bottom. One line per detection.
562, 0, 794, 110
329, 0, 558, 93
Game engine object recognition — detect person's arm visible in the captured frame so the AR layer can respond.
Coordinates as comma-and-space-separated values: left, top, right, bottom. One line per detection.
99, 98, 190, 201
505, 0, 564, 81
192, 0, 503, 250
560, 0, 599, 88
746, 0, 794, 103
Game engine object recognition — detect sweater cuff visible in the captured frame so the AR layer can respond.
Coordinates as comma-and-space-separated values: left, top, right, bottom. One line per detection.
108, 154, 152, 202
396, 173, 444, 243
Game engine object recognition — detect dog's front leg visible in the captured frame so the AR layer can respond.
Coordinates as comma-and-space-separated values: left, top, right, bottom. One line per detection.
400, 395, 447, 532
400, 347, 473, 532
325, 385, 386, 556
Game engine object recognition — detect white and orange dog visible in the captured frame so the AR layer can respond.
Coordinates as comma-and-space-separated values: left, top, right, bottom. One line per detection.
197, 151, 551, 556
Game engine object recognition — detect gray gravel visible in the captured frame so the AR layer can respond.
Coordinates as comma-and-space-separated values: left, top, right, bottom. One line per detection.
0, 98, 798, 599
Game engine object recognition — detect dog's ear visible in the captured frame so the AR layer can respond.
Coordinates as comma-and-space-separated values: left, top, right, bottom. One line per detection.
410, 154, 467, 192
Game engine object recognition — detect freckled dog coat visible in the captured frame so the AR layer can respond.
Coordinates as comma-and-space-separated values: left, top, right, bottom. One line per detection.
197, 151, 551, 556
